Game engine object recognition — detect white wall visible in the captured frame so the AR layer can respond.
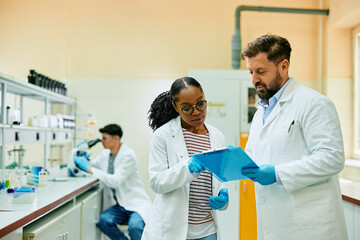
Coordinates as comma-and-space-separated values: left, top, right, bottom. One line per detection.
68, 77, 174, 198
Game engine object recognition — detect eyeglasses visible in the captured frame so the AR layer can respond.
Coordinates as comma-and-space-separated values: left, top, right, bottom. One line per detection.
101, 135, 114, 141
179, 100, 207, 115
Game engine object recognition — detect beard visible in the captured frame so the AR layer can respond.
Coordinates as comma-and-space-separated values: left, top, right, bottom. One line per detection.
255, 71, 283, 100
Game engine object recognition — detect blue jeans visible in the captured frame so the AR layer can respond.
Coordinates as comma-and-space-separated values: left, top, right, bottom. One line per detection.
187, 233, 217, 240
96, 204, 145, 240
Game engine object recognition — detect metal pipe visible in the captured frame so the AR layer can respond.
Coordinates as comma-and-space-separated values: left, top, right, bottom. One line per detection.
232, 5, 330, 69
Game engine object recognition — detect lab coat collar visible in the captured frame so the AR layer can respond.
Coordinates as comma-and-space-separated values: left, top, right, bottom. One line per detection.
169, 116, 190, 162
104, 142, 127, 161
263, 78, 298, 127
278, 77, 298, 105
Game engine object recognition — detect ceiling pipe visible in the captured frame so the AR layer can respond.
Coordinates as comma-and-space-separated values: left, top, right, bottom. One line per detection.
232, 5, 329, 69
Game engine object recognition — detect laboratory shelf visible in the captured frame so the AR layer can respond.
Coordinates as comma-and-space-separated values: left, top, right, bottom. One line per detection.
0, 72, 74, 105
0, 124, 74, 132
0, 176, 99, 238
0, 71, 76, 171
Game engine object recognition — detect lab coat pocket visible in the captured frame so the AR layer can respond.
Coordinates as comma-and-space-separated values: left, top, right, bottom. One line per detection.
291, 180, 335, 227
273, 122, 304, 155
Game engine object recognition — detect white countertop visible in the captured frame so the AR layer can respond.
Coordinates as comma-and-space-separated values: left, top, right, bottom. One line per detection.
339, 178, 360, 205
0, 176, 99, 238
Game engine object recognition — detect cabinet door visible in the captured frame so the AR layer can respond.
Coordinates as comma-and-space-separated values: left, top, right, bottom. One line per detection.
4, 129, 46, 144
0, 228, 22, 240
343, 200, 354, 240
53, 131, 73, 143
81, 190, 102, 240
63, 205, 82, 240
354, 203, 360, 239
23, 204, 81, 240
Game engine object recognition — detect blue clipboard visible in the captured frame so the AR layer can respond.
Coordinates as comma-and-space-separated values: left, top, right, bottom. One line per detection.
192, 145, 258, 182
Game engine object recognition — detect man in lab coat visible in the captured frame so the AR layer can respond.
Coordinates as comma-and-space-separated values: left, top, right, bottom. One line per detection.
75, 123, 152, 240
240, 34, 348, 240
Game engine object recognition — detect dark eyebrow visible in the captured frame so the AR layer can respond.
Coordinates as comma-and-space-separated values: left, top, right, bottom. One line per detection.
179, 97, 205, 106
248, 67, 266, 72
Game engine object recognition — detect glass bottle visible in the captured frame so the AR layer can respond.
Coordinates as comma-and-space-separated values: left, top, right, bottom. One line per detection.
28, 69, 37, 84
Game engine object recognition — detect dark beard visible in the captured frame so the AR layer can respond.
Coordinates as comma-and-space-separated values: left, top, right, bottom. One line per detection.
256, 71, 282, 100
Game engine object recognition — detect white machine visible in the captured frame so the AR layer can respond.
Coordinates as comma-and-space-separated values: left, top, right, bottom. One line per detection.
67, 139, 101, 177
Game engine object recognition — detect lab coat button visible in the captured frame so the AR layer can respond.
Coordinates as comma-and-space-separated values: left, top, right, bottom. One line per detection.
264, 230, 269, 235
260, 198, 265, 204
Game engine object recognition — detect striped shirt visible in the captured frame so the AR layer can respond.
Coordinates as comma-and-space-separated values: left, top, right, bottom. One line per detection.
183, 128, 213, 225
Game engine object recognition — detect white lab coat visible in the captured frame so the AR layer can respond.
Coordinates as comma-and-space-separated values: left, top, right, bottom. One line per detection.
91, 143, 152, 224
245, 79, 348, 240
141, 116, 227, 240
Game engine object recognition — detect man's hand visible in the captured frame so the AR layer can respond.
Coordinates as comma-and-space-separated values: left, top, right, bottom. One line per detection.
241, 164, 276, 185
75, 156, 90, 173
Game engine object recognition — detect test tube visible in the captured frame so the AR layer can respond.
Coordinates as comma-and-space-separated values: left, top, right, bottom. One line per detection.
5, 170, 9, 188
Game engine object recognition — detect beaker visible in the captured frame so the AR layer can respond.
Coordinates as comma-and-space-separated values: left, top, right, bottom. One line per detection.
87, 114, 96, 126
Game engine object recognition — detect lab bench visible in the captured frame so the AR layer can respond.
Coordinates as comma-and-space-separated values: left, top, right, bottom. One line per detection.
0, 177, 100, 240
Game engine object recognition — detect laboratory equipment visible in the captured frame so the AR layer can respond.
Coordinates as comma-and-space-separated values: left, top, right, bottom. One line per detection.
28, 69, 36, 84
7, 146, 26, 169
27, 166, 43, 186
74, 156, 90, 172
88, 114, 96, 126
28, 116, 38, 126
27, 69, 68, 96
11, 107, 21, 125
39, 115, 49, 127
12, 185, 36, 204
38, 170, 48, 186
67, 138, 101, 177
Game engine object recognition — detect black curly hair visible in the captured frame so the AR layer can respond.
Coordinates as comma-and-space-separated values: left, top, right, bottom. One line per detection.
148, 76, 203, 131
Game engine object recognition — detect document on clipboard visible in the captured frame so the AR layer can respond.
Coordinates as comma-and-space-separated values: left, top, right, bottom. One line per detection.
192, 145, 258, 182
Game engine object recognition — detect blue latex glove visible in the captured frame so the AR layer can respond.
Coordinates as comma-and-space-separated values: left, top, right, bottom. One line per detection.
75, 156, 90, 173
209, 188, 229, 210
241, 164, 276, 185
188, 157, 205, 177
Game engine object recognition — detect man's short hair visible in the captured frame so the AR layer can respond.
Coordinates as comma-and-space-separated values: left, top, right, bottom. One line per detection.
99, 124, 123, 138
241, 34, 292, 65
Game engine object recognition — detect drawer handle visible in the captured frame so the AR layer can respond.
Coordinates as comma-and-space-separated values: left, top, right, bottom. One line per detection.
15, 131, 20, 141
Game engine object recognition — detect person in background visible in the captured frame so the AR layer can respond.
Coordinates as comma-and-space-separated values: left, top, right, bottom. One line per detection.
141, 77, 229, 240
75, 124, 152, 240
240, 34, 348, 240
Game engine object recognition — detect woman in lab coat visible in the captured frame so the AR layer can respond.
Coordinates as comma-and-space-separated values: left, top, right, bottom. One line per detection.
141, 77, 228, 240
241, 34, 348, 240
